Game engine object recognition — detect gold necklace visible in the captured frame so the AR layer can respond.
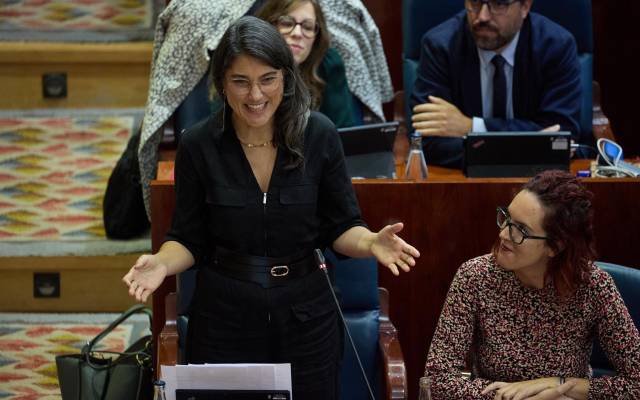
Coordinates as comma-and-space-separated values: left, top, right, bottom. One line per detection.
238, 139, 273, 148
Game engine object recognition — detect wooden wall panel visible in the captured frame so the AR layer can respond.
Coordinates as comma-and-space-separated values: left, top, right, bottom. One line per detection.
592, 0, 640, 156
0, 254, 145, 312
0, 42, 152, 109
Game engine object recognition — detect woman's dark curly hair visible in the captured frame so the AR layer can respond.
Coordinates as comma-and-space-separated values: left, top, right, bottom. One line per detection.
521, 170, 597, 297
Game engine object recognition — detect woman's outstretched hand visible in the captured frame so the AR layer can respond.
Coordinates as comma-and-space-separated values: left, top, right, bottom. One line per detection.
122, 254, 168, 302
371, 222, 420, 275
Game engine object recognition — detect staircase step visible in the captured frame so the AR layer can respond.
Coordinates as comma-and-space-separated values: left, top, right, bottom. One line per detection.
0, 254, 147, 312
0, 42, 153, 109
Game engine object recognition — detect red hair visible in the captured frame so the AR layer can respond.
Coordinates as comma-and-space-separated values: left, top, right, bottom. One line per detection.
522, 170, 597, 297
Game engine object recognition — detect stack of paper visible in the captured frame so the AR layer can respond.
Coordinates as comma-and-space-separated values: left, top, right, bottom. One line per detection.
160, 363, 292, 400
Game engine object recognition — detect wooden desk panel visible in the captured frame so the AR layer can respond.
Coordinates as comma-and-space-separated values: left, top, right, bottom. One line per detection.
150, 178, 176, 352
150, 163, 639, 398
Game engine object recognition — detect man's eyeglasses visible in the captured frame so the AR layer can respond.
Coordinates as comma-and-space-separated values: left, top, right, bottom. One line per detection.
496, 207, 548, 245
276, 15, 319, 39
466, 0, 520, 16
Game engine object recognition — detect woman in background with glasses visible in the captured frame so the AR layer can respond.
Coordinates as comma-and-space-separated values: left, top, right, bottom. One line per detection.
256, 0, 357, 128
424, 170, 640, 399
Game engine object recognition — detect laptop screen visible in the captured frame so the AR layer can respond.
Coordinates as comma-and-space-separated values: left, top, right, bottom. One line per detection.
464, 131, 571, 178
337, 121, 399, 179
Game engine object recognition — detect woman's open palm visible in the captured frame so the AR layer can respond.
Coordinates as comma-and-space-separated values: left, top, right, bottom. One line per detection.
371, 222, 420, 275
122, 254, 167, 302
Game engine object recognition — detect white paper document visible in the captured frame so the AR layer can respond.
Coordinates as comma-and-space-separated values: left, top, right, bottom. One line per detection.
161, 363, 292, 400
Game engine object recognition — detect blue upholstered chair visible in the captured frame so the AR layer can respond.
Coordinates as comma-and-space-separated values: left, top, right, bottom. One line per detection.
158, 250, 408, 399
402, 0, 595, 145
590, 262, 640, 377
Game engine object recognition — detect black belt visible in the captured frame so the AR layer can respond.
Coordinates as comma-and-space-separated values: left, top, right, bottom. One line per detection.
210, 246, 318, 288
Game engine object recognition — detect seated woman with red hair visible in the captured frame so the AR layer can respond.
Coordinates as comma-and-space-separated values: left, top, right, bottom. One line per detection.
425, 170, 640, 399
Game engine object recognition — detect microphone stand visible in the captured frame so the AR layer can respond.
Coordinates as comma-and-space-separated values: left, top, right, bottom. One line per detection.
314, 249, 376, 400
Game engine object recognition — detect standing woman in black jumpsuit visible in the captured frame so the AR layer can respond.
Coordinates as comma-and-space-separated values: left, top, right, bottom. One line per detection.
123, 15, 419, 400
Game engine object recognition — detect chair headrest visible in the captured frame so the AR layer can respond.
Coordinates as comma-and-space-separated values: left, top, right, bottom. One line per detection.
531, 0, 593, 53
324, 249, 380, 310
402, 0, 462, 60
594, 261, 640, 328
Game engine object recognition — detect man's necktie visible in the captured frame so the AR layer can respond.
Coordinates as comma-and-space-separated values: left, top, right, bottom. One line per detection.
492, 54, 507, 119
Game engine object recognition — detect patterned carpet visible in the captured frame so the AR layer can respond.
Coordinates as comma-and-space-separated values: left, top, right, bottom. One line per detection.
0, 109, 142, 242
0, 0, 162, 42
0, 313, 148, 399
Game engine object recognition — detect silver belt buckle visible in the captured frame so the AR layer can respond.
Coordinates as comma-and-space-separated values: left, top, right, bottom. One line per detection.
270, 265, 289, 277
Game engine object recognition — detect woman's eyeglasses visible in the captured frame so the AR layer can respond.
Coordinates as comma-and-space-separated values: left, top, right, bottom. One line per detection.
496, 207, 548, 245
226, 74, 282, 96
276, 15, 319, 39
465, 0, 519, 16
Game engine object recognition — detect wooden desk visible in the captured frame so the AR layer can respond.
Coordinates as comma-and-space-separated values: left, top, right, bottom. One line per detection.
150, 161, 639, 398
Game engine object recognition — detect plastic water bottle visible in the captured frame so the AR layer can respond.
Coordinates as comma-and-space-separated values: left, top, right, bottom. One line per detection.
419, 376, 432, 400
592, 81, 615, 141
405, 133, 428, 179
153, 380, 167, 400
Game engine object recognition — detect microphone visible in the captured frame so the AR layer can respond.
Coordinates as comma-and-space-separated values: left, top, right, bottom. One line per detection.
313, 249, 376, 400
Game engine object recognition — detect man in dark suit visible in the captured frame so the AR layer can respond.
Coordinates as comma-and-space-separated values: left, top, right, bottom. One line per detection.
410, 0, 581, 168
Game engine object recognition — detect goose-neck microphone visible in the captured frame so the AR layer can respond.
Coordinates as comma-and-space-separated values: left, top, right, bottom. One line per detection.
314, 249, 375, 400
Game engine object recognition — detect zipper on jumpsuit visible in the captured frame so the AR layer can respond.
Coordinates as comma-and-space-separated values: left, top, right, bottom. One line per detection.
263, 192, 268, 256
263, 192, 271, 323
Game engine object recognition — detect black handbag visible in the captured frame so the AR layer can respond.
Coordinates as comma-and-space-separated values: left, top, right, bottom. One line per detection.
103, 125, 150, 239
55, 304, 153, 400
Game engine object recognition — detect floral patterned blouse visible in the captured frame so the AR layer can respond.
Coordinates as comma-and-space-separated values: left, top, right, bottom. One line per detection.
425, 254, 640, 399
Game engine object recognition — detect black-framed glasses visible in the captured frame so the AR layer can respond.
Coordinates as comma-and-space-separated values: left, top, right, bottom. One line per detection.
276, 15, 319, 39
465, 0, 520, 16
496, 207, 548, 245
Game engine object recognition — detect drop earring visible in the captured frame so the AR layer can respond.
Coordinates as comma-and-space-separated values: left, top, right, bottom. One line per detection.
222, 98, 226, 131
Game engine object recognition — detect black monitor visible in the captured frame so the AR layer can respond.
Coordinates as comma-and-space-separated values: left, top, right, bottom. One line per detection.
337, 121, 399, 179
463, 131, 571, 178
175, 389, 290, 400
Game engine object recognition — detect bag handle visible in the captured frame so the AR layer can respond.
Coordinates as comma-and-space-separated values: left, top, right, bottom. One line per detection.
83, 304, 152, 355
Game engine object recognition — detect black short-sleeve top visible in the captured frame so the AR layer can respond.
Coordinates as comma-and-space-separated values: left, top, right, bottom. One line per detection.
165, 111, 365, 265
